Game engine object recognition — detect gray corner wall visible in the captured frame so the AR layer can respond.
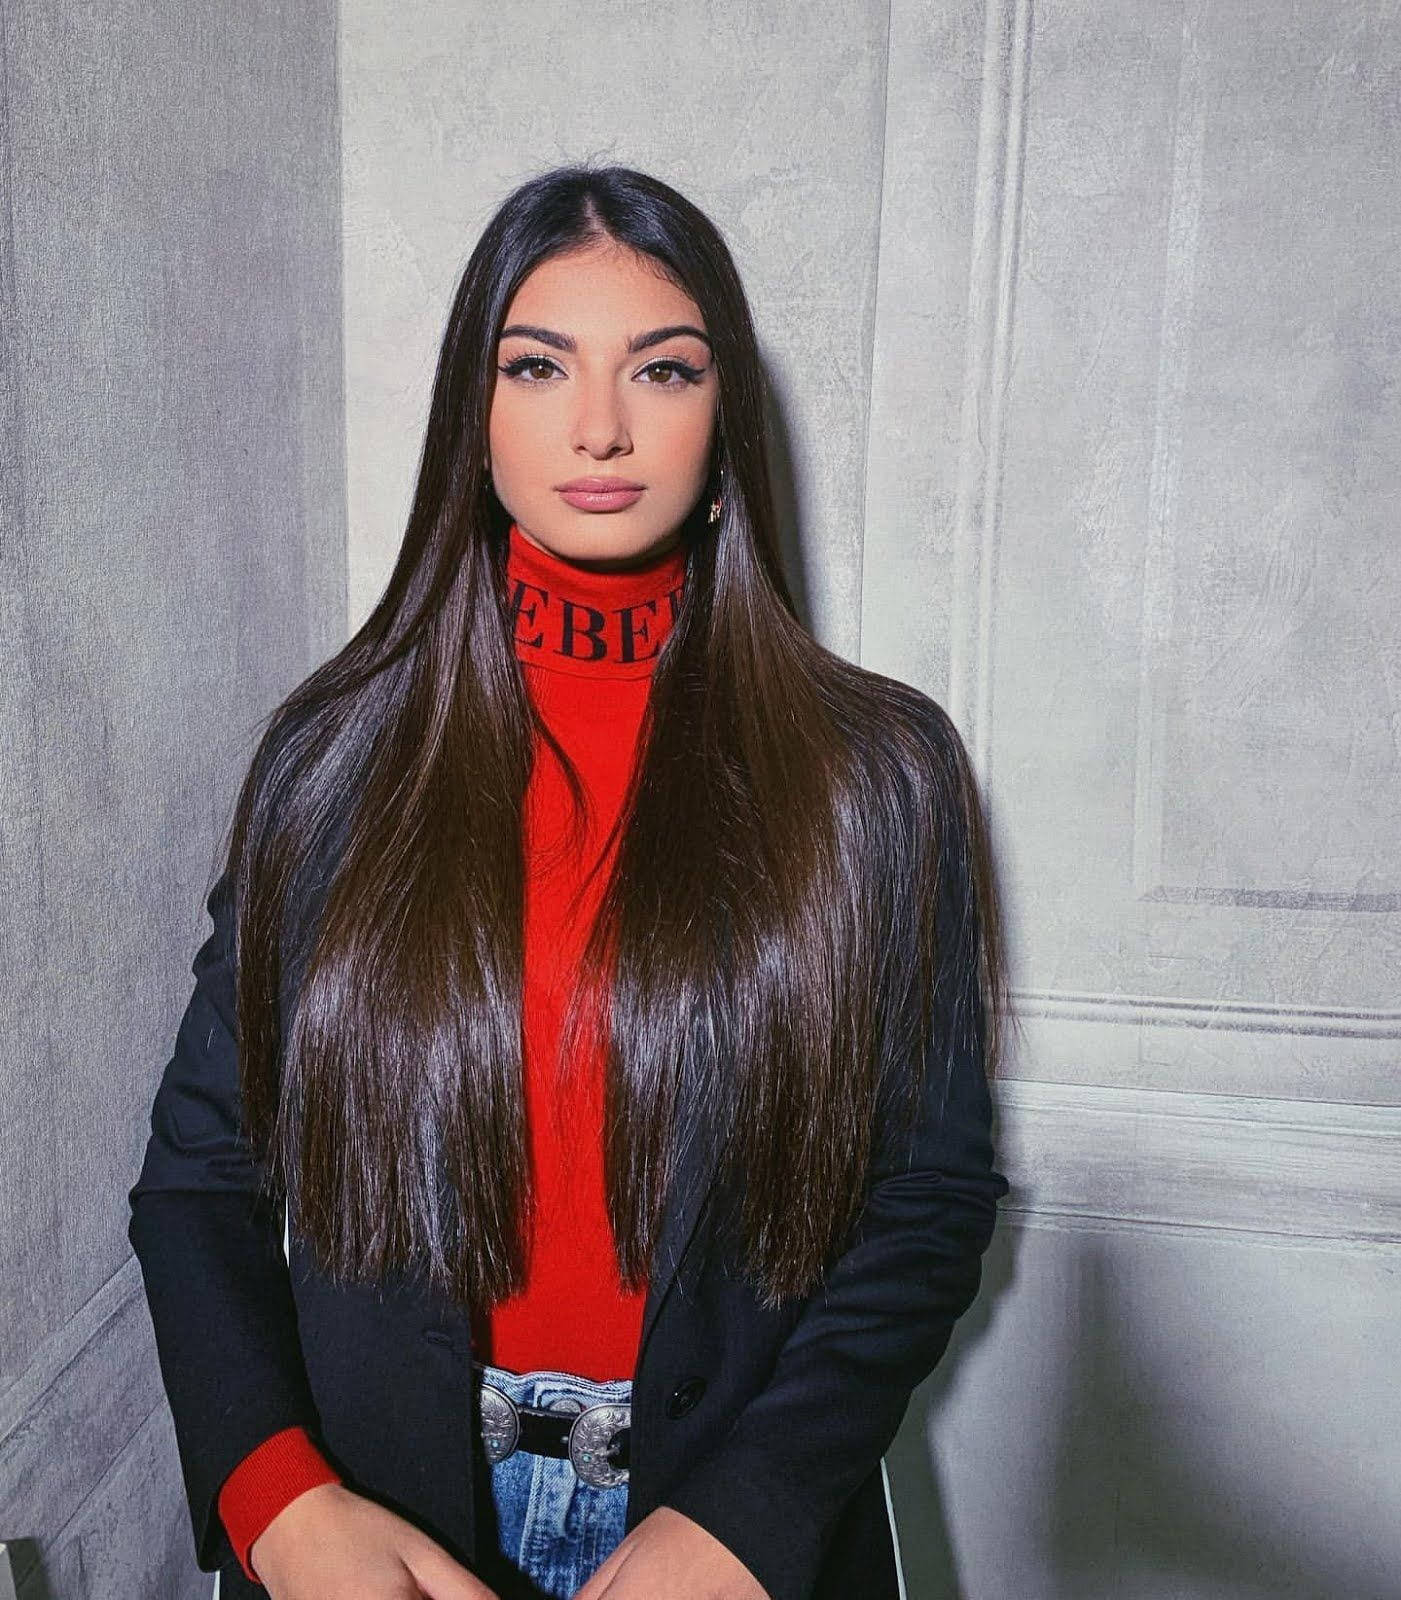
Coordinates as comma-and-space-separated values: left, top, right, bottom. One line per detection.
0, 3, 343, 1596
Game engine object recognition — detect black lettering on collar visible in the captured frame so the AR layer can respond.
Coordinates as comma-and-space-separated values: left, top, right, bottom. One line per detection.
509, 578, 684, 665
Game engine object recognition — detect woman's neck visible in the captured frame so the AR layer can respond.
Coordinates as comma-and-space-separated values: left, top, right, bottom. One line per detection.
504, 521, 687, 680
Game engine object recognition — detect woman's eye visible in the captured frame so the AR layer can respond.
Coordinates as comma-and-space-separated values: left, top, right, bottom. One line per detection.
498, 354, 561, 382
499, 356, 559, 383
638, 360, 703, 386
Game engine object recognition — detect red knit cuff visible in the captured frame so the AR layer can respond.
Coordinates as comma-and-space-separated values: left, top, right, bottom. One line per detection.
217, 1425, 342, 1585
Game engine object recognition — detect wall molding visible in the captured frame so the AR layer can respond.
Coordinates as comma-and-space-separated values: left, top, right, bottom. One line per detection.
0, 1256, 163, 1588
1132, 0, 1209, 902
1012, 987, 1401, 1040
0, 1257, 142, 1441
948, 0, 1034, 774
995, 1079, 1401, 1245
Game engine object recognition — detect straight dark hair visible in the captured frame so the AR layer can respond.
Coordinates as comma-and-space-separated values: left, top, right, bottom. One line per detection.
225, 162, 1008, 1313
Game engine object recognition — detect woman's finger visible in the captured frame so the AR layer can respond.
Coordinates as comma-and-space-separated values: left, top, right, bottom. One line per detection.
406, 1539, 500, 1600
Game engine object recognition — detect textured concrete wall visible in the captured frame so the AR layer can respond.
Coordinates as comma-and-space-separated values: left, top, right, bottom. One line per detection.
4, 0, 1392, 1594
0, 3, 343, 1597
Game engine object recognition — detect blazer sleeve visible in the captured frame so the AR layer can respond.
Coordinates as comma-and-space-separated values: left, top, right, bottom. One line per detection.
657, 747, 1011, 1600
127, 867, 327, 1576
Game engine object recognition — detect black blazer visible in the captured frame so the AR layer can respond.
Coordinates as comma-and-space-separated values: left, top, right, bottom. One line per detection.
128, 755, 1009, 1600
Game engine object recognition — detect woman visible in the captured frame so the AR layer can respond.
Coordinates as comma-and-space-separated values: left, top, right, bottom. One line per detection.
129, 163, 1010, 1600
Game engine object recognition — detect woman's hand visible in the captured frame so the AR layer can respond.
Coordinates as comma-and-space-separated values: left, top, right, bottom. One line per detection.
249, 1482, 499, 1599
572, 1506, 770, 1600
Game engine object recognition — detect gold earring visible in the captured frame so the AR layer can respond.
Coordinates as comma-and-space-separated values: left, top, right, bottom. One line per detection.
708, 495, 723, 524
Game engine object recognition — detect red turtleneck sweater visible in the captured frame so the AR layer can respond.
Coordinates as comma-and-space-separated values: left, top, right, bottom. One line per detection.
215, 521, 686, 1583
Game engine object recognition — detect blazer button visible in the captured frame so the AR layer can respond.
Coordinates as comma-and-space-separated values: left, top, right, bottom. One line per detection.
665, 1376, 707, 1419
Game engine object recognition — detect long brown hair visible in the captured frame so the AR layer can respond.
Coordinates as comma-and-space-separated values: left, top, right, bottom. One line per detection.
225, 162, 1008, 1314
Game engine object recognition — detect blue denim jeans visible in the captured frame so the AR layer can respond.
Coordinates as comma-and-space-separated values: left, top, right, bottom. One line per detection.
470, 1360, 632, 1600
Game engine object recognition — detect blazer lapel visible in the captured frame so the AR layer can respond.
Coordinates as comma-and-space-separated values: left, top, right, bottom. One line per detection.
636, 1108, 720, 1369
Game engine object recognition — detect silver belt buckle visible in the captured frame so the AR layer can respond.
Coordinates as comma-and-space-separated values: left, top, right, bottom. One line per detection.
476, 1381, 630, 1488
568, 1401, 631, 1489
477, 1381, 520, 1464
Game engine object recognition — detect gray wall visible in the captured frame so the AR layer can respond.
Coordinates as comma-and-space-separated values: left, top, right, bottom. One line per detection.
2, 0, 1395, 1596
0, 3, 343, 1596
343, 1, 1400, 1597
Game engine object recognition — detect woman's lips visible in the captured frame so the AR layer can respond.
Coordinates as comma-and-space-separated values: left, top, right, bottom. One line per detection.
556, 483, 644, 512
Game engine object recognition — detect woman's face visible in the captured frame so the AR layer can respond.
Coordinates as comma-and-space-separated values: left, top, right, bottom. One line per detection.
487, 238, 719, 568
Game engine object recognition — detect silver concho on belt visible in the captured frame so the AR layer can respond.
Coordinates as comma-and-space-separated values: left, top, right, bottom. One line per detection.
477, 1382, 521, 1464
477, 1381, 630, 1489
567, 1401, 631, 1489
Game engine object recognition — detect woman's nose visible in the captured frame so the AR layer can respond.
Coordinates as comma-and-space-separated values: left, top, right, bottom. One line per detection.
571, 377, 632, 459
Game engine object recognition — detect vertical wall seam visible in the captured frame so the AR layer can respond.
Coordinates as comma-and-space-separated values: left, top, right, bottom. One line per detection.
1132, 0, 1207, 901
857, 0, 896, 668
948, 0, 1035, 777
331, 0, 351, 652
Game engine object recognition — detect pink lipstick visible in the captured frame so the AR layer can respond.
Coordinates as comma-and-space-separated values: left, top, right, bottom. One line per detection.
555, 476, 645, 513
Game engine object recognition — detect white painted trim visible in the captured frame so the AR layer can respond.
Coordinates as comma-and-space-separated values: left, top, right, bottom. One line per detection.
996, 1080, 1401, 1244
1132, 0, 1209, 905
1000, 1005, 1400, 1106
946, 0, 1033, 768
1012, 988, 1401, 1038
880, 1457, 908, 1600
0, 1543, 17, 1600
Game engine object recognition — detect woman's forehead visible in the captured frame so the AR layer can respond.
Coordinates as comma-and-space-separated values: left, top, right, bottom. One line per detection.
503, 244, 704, 335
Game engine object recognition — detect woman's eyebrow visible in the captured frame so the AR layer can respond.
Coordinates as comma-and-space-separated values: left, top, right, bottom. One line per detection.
498, 322, 712, 354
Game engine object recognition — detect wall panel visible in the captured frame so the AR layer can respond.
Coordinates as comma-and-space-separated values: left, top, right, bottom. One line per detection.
864, 0, 1400, 1592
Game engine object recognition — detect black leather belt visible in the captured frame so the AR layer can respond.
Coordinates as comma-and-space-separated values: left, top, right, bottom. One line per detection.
472, 1367, 631, 1489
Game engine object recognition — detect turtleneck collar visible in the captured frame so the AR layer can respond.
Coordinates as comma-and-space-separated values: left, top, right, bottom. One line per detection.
504, 520, 687, 680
